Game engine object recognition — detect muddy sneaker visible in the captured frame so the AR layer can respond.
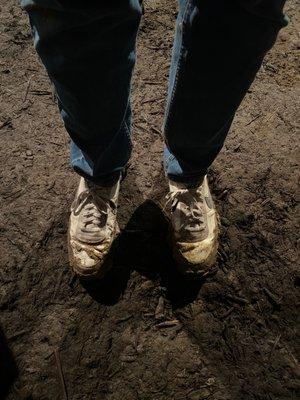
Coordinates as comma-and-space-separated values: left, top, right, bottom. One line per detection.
68, 177, 120, 279
166, 176, 219, 277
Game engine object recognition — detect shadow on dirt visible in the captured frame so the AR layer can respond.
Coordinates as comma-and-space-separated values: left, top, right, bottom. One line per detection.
82, 200, 204, 308
0, 327, 19, 400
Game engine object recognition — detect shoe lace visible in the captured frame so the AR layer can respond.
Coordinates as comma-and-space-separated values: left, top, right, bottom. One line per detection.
166, 188, 205, 233
73, 189, 109, 232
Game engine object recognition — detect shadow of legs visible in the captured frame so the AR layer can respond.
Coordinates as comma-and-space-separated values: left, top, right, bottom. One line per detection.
0, 327, 19, 400
80, 200, 164, 305
81, 199, 205, 308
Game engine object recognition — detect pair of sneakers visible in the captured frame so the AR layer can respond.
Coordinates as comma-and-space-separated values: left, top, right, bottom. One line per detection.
68, 176, 219, 279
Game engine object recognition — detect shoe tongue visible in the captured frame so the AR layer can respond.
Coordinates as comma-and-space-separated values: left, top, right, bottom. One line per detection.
169, 180, 188, 191
88, 180, 119, 208
169, 180, 201, 193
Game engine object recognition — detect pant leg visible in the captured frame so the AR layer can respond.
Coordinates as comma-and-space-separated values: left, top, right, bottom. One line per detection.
22, 0, 142, 186
164, 0, 288, 185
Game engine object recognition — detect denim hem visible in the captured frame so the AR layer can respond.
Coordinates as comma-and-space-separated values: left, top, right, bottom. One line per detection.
167, 172, 206, 187
73, 166, 122, 187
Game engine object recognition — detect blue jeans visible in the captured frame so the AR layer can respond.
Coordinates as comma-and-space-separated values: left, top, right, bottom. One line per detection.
22, 0, 287, 186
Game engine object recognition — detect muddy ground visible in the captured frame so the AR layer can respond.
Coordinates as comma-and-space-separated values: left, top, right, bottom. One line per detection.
0, 1, 299, 399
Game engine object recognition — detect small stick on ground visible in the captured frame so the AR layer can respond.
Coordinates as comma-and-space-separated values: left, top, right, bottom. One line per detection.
155, 296, 165, 320
30, 89, 52, 96
263, 287, 281, 308
54, 348, 68, 400
220, 307, 235, 320
268, 333, 281, 361
0, 118, 12, 130
68, 274, 77, 288
225, 294, 249, 306
23, 75, 33, 102
8, 328, 31, 341
52, 269, 64, 300
245, 114, 261, 126
116, 314, 133, 324
156, 320, 180, 329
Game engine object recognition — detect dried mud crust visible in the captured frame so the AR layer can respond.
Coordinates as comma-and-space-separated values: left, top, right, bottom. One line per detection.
0, 1, 299, 400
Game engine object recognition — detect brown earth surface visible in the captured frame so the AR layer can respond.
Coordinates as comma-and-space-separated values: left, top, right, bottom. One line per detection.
0, 1, 299, 399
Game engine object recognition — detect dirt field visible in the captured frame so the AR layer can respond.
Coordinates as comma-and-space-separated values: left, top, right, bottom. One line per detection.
0, 1, 299, 399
